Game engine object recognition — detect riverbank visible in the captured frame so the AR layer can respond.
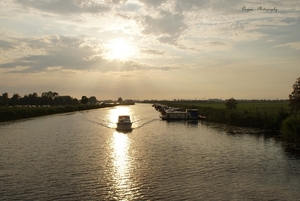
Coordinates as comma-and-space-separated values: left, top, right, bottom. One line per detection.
153, 101, 289, 130
0, 104, 116, 122
150, 100, 300, 150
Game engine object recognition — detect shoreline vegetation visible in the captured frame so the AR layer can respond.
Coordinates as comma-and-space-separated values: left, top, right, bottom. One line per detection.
147, 100, 300, 150
153, 100, 289, 130
0, 104, 118, 122
0, 102, 136, 122
1, 95, 299, 150
0, 91, 134, 122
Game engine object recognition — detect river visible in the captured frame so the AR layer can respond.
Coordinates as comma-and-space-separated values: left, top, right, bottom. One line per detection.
0, 103, 300, 200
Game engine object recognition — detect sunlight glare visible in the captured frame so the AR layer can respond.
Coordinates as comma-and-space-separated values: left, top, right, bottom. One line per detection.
104, 38, 136, 61
107, 106, 132, 128
111, 131, 134, 200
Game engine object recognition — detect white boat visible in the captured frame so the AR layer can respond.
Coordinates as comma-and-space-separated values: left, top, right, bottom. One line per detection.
160, 109, 199, 120
116, 115, 132, 131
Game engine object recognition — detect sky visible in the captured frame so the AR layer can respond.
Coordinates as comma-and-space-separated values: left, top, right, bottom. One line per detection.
0, 0, 300, 100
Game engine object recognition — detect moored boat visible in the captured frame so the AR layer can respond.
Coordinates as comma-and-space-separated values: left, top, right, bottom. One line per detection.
116, 115, 132, 131
160, 109, 199, 120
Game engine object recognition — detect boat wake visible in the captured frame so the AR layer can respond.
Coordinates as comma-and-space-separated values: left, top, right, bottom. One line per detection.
132, 118, 158, 129
82, 112, 159, 130
88, 117, 112, 128
80, 112, 113, 129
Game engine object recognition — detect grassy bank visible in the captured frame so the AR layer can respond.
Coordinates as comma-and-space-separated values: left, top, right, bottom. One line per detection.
156, 100, 289, 130
0, 104, 115, 122
152, 100, 300, 149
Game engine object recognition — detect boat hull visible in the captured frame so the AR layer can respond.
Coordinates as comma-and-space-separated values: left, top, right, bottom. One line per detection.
160, 116, 199, 120
160, 109, 200, 121
116, 122, 132, 131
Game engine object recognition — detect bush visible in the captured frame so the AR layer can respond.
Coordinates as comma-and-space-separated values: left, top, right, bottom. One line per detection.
281, 116, 300, 147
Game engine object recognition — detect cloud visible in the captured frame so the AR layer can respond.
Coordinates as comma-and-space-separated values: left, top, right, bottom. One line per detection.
275, 42, 300, 50
0, 34, 183, 73
174, 0, 240, 14
132, 0, 299, 52
138, 0, 168, 7
140, 10, 187, 36
140, 49, 167, 56
0, 35, 109, 72
14, 0, 113, 15
1, 1, 300, 71
137, 9, 187, 48
0, 39, 15, 49
174, 0, 210, 12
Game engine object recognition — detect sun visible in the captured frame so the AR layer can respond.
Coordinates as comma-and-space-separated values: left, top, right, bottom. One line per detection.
104, 38, 136, 61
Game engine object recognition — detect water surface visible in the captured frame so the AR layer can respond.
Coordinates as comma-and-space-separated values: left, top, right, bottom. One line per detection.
1, 103, 300, 200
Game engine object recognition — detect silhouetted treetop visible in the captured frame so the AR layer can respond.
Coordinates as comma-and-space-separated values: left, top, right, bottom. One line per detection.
225, 98, 238, 110
289, 76, 300, 113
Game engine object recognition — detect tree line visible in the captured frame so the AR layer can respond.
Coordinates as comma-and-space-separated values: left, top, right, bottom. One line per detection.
0, 91, 97, 106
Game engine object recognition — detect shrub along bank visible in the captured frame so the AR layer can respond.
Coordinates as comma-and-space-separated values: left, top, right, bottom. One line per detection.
176, 104, 288, 130
0, 104, 114, 122
281, 116, 300, 149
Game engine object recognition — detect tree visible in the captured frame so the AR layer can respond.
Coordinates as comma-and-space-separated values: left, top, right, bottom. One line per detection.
41, 91, 59, 105
225, 98, 238, 110
0, 93, 9, 106
2, 93, 9, 101
81, 96, 89, 104
72, 98, 79, 105
41, 91, 59, 98
117, 97, 123, 102
289, 76, 300, 114
9, 93, 21, 106
89, 96, 97, 105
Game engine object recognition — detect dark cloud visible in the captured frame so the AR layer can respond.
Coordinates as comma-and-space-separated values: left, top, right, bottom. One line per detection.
0, 40, 15, 50
141, 11, 187, 38
140, 49, 166, 55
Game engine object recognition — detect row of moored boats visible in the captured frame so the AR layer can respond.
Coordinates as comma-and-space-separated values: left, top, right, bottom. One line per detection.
152, 104, 206, 121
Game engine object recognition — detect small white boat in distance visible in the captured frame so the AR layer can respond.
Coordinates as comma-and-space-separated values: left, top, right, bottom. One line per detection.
116, 115, 132, 131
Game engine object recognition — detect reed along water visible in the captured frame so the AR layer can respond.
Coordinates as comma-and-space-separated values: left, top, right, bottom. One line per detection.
1, 103, 300, 200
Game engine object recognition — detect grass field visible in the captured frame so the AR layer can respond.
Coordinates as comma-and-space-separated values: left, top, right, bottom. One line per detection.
178, 100, 289, 113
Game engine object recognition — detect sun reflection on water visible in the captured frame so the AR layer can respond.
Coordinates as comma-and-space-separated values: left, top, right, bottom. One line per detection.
111, 131, 134, 200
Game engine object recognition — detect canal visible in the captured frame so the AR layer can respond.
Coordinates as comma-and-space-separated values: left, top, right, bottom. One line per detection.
0, 103, 300, 200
